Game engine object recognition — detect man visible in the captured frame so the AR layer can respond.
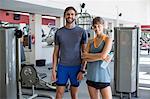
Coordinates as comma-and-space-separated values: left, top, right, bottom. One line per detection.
51, 6, 88, 99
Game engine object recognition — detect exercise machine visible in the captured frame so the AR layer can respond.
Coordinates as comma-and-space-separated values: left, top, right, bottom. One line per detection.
42, 24, 58, 46
20, 64, 55, 99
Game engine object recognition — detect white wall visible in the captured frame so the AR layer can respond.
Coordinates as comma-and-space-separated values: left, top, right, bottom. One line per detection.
41, 47, 54, 64
146, 0, 150, 24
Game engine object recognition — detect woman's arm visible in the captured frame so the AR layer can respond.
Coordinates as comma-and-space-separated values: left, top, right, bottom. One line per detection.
100, 36, 112, 59
82, 36, 112, 62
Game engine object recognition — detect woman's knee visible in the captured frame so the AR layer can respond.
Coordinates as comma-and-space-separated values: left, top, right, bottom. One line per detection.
100, 86, 112, 99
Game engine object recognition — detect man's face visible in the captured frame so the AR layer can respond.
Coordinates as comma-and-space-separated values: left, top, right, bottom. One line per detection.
64, 10, 76, 24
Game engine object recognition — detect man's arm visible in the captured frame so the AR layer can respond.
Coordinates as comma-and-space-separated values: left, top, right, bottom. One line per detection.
80, 38, 92, 71
77, 43, 87, 80
51, 45, 59, 81
80, 43, 87, 71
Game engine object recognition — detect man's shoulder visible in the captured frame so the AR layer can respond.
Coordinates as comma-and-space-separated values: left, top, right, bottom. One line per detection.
75, 26, 85, 31
75, 26, 86, 35
56, 27, 65, 34
57, 27, 65, 31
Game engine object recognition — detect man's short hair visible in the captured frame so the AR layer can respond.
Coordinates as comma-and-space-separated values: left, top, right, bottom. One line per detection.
64, 6, 77, 16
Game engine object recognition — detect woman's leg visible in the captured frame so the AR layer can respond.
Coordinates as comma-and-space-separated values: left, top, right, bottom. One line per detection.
100, 86, 112, 99
87, 85, 100, 99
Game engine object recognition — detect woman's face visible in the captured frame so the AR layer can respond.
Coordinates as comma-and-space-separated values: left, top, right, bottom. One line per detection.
93, 23, 104, 35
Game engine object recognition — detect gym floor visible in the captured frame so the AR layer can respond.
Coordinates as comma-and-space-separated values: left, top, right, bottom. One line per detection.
22, 50, 150, 99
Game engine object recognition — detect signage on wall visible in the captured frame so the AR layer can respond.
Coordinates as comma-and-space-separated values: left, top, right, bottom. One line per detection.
141, 25, 150, 32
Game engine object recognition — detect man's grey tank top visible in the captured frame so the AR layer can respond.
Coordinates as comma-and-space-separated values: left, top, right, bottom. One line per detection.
86, 40, 111, 83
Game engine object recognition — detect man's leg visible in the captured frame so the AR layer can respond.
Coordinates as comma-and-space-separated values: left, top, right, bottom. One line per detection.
70, 86, 79, 99
56, 64, 68, 99
69, 66, 81, 99
56, 86, 65, 99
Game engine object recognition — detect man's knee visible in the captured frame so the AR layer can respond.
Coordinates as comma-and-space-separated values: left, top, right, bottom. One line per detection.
56, 91, 64, 99
56, 86, 65, 99
70, 86, 78, 99
70, 93, 78, 99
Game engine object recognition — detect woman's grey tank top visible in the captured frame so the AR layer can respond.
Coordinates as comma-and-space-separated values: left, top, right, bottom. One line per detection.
86, 40, 111, 83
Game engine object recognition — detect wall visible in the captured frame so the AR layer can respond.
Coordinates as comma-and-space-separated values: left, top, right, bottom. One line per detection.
0, 10, 55, 25
146, 0, 150, 24
0, 10, 29, 24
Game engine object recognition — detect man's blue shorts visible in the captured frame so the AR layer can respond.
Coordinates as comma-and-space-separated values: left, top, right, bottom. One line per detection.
56, 64, 81, 87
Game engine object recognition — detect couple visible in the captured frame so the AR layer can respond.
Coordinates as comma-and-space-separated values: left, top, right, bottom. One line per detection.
51, 6, 112, 99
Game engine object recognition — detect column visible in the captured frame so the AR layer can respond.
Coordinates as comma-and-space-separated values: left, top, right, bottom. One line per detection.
29, 13, 42, 64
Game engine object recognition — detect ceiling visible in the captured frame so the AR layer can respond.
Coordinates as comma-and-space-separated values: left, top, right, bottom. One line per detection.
0, 0, 64, 17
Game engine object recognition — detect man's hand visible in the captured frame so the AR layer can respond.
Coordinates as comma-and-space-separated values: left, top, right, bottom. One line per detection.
77, 71, 84, 81
51, 69, 57, 82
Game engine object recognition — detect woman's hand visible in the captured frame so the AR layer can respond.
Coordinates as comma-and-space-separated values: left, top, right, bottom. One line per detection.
82, 52, 89, 59
82, 52, 95, 62
103, 54, 111, 62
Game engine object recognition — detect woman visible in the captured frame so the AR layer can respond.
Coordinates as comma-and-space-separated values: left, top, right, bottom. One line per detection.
82, 17, 112, 99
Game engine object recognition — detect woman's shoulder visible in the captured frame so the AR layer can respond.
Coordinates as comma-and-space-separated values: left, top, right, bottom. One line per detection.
102, 34, 112, 41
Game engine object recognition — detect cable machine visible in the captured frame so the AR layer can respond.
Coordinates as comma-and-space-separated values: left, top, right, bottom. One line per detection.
76, 3, 94, 39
